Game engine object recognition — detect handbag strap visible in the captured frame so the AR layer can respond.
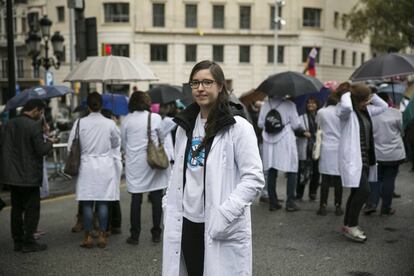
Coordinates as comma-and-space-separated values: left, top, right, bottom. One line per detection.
75, 118, 81, 139
147, 112, 162, 145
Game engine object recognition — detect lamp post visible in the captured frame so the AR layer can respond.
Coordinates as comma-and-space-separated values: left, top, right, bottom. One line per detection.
26, 15, 64, 81
273, 0, 286, 73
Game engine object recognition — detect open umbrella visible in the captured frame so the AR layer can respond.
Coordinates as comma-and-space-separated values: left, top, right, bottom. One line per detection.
350, 53, 414, 81
148, 85, 183, 104
377, 83, 406, 105
64, 55, 158, 82
256, 71, 323, 98
4, 85, 73, 112
74, 93, 129, 116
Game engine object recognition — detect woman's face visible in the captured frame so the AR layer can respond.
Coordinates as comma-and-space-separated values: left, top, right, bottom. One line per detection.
307, 100, 318, 112
190, 69, 222, 111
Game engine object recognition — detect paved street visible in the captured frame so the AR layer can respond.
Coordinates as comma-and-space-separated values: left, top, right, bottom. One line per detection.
0, 164, 413, 276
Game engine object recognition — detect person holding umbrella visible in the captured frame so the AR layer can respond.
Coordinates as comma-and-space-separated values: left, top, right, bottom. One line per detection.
336, 82, 388, 242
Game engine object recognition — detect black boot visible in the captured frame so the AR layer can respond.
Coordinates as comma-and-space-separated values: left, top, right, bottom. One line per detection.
151, 227, 162, 243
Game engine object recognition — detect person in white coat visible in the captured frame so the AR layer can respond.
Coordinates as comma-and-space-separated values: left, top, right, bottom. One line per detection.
121, 91, 169, 245
67, 92, 121, 248
336, 83, 387, 242
364, 93, 406, 216
159, 102, 179, 164
315, 94, 343, 216
258, 96, 307, 211
162, 60, 264, 276
296, 97, 320, 201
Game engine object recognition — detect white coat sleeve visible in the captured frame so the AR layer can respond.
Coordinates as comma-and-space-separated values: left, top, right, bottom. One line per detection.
289, 103, 302, 130
110, 123, 121, 149
120, 119, 127, 150
368, 93, 388, 117
337, 92, 353, 120
219, 119, 265, 222
67, 119, 79, 151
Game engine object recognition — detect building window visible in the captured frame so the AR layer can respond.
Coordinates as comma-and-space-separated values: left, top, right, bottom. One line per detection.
212, 45, 224, 62
302, 47, 320, 63
153, 3, 165, 27
239, 46, 250, 63
270, 5, 283, 29
2, 59, 8, 78
21, 17, 26, 33
361, 53, 366, 64
333, 48, 337, 65
17, 59, 24, 78
239, 6, 251, 29
185, 44, 197, 62
267, 45, 284, 63
303, 8, 321, 27
185, 4, 197, 28
109, 44, 130, 57
342, 14, 348, 29
334, 12, 339, 28
212, 5, 224, 29
104, 3, 129, 23
341, 50, 346, 65
352, 51, 357, 66
57, 6, 65, 22
150, 44, 168, 62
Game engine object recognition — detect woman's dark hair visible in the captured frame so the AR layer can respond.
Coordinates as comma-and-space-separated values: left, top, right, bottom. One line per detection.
87, 92, 103, 112
326, 92, 340, 106
128, 91, 151, 112
159, 102, 178, 118
189, 60, 230, 141
22, 99, 46, 112
101, 108, 114, 119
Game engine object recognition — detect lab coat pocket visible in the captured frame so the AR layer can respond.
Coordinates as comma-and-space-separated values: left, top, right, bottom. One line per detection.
208, 207, 246, 241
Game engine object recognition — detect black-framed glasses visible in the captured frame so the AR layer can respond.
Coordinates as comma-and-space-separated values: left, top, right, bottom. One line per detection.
189, 79, 215, 89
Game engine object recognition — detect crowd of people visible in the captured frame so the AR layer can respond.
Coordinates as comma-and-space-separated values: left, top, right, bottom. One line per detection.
0, 60, 410, 275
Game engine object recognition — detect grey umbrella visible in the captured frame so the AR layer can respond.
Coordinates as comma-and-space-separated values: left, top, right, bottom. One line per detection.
148, 85, 183, 104
256, 71, 323, 98
350, 53, 414, 81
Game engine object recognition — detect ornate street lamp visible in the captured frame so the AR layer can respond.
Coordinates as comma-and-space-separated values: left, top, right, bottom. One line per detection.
26, 15, 64, 78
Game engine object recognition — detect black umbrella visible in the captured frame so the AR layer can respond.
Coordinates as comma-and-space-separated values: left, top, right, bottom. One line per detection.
256, 71, 323, 98
148, 85, 183, 104
350, 53, 414, 81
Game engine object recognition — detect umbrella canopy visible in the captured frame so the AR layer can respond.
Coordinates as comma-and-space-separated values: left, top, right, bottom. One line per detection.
350, 53, 414, 81
148, 85, 183, 104
256, 71, 323, 98
377, 83, 406, 105
74, 93, 129, 116
293, 87, 332, 115
4, 85, 73, 112
64, 55, 158, 83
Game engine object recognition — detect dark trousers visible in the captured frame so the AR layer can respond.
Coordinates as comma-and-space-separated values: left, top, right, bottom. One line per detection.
344, 168, 370, 227
130, 189, 163, 239
108, 201, 122, 229
181, 217, 205, 276
367, 164, 399, 211
297, 160, 320, 199
267, 168, 297, 207
10, 186, 40, 244
320, 174, 343, 207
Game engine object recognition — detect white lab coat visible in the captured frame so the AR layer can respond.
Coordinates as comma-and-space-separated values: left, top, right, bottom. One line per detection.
121, 111, 169, 193
257, 97, 302, 172
316, 106, 341, 175
162, 116, 264, 276
67, 113, 121, 201
337, 92, 388, 188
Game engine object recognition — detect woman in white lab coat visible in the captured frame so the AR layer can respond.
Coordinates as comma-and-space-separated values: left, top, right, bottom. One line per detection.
258, 96, 306, 211
67, 92, 121, 248
336, 83, 387, 242
121, 91, 169, 245
162, 60, 264, 276
315, 94, 343, 216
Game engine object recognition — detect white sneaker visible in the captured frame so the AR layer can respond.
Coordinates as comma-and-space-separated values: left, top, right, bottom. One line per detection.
343, 226, 367, 242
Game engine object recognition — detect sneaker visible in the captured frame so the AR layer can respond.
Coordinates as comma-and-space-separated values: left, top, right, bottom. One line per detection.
392, 192, 401, 198
363, 204, 376, 215
286, 202, 300, 212
22, 242, 48, 253
380, 208, 396, 216
126, 237, 139, 245
316, 206, 327, 216
342, 226, 367, 243
335, 206, 344, 216
269, 203, 282, 211
151, 228, 162, 243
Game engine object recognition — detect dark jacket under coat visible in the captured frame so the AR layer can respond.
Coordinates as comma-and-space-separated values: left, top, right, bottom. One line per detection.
1, 115, 52, 187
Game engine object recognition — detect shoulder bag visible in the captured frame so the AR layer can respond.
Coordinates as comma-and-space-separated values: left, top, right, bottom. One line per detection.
147, 112, 169, 169
64, 119, 81, 176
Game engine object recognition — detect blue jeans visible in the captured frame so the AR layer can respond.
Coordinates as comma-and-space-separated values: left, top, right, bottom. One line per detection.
367, 164, 399, 210
82, 201, 108, 232
267, 168, 297, 207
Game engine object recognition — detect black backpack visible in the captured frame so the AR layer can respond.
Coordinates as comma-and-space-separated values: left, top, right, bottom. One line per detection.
264, 103, 284, 134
